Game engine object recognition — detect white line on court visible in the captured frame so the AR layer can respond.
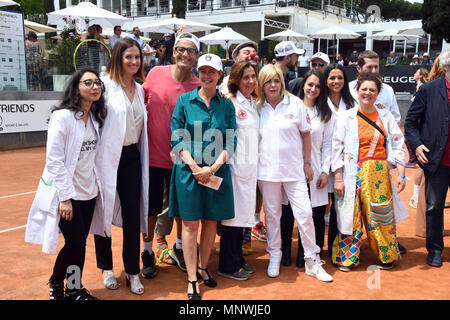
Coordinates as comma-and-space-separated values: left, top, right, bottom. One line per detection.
0, 191, 36, 200
0, 225, 26, 234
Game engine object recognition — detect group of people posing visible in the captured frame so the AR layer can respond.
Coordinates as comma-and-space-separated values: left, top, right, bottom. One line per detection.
24, 32, 450, 301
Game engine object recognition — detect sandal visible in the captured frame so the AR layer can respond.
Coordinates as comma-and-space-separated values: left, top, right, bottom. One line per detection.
187, 280, 201, 300
197, 266, 217, 288
126, 273, 144, 295
102, 270, 118, 290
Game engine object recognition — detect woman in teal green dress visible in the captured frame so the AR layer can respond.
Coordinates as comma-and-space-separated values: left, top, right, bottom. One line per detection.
169, 54, 237, 300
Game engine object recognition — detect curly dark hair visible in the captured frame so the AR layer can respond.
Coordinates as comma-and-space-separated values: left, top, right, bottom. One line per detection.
53, 67, 107, 127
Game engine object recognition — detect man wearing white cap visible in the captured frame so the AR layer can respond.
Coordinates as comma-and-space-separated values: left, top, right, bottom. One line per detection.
274, 40, 303, 85
141, 32, 201, 278
420, 52, 433, 66
286, 52, 330, 96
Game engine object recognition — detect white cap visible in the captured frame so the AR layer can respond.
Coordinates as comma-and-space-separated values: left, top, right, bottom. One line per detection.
197, 53, 223, 71
311, 52, 330, 65
175, 32, 200, 52
413, 54, 419, 59
423, 52, 429, 57
274, 41, 303, 57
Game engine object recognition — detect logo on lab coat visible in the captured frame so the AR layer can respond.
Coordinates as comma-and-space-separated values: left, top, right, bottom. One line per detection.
237, 109, 247, 119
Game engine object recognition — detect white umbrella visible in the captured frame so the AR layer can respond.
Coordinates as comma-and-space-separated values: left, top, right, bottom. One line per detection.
265, 29, 311, 42
199, 27, 250, 53
367, 28, 420, 51
0, 0, 19, 7
24, 20, 57, 34
47, 1, 128, 29
310, 25, 360, 58
398, 23, 426, 37
140, 17, 219, 34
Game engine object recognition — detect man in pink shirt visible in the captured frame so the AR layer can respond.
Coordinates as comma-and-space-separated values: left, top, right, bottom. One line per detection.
141, 33, 201, 278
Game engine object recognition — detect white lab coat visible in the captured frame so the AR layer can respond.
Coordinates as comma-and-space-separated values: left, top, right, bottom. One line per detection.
95, 76, 149, 237
222, 91, 258, 228
25, 109, 104, 254
331, 106, 409, 235
304, 101, 336, 207
349, 80, 401, 125
327, 97, 352, 193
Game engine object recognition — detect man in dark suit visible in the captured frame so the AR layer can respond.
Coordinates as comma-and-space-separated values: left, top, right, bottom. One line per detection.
404, 47, 450, 267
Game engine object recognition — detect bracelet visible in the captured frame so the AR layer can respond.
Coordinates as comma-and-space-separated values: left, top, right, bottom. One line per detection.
304, 161, 311, 165
209, 166, 214, 175
335, 179, 344, 182
398, 174, 409, 180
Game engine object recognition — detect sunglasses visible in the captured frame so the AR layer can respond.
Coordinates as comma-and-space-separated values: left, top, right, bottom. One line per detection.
311, 62, 325, 68
175, 46, 198, 55
80, 79, 103, 89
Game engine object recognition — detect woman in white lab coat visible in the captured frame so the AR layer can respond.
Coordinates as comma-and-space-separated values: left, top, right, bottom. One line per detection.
218, 61, 259, 281
93, 38, 149, 295
257, 64, 332, 282
25, 67, 107, 300
293, 70, 336, 266
323, 63, 356, 255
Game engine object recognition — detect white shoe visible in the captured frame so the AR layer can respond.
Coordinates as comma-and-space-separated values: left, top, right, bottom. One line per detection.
102, 270, 118, 290
305, 255, 333, 282
126, 273, 144, 295
267, 260, 280, 278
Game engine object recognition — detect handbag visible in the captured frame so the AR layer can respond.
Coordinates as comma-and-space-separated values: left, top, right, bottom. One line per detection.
357, 111, 386, 148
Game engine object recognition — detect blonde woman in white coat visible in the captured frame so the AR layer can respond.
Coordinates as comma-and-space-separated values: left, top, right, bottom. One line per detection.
25, 68, 107, 300
93, 38, 149, 295
218, 61, 259, 281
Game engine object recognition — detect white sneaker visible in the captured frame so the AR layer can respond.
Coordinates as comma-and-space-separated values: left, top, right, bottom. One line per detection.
305, 255, 333, 282
267, 260, 280, 278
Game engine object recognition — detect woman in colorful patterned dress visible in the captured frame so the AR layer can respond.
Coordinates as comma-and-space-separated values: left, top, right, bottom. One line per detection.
332, 72, 409, 271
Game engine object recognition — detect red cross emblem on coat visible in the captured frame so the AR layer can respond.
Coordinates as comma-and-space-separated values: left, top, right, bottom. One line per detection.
237, 109, 247, 119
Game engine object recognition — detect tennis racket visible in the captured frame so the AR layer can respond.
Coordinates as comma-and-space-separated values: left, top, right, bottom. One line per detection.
73, 39, 111, 73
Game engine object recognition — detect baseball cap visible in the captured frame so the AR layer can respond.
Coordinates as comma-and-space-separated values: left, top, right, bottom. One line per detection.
175, 32, 200, 52
274, 41, 303, 57
413, 54, 419, 59
197, 53, 223, 71
423, 52, 429, 57
311, 52, 330, 65
231, 41, 258, 59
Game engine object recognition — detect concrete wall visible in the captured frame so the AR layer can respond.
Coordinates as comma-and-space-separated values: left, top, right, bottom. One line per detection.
0, 91, 62, 151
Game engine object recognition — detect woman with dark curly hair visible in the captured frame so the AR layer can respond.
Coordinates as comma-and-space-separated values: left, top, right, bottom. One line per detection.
25, 67, 107, 300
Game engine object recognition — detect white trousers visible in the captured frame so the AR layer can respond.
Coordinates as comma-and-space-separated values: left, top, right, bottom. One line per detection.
258, 180, 320, 262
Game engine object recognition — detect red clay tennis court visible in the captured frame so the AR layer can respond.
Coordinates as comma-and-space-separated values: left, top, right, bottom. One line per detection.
1, 146, 450, 300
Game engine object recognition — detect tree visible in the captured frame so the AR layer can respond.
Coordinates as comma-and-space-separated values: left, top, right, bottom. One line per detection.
422, 0, 450, 42
347, 0, 422, 22
172, 0, 186, 18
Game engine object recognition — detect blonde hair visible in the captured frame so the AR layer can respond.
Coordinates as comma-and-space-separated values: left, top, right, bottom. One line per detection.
257, 64, 292, 109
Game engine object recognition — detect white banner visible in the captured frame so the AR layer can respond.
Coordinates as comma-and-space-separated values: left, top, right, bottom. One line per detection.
0, 100, 59, 133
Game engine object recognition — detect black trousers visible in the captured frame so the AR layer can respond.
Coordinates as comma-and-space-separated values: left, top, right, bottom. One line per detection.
148, 166, 172, 216
425, 164, 450, 254
281, 193, 338, 258
219, 225, 246, 274
50, 197, 96, 285
94, 144, 142, 275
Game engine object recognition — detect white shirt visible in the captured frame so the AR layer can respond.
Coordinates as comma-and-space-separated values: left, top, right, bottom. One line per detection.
258, 95, 311, 182
349, 79, 401, 125
304, 102, 335, 207
123, 89, 144, 146
73, 116, 99, 201
298, 55, 310, 67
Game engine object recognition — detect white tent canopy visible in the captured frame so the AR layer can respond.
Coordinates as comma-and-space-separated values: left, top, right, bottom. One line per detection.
199, 27, 250, 52
367, 28, 420, 41
140, 17, 219, 34
47, 1, 128, 29
0, 0, 19, 7
310, 25, 360, 58
265, 29, 311, 43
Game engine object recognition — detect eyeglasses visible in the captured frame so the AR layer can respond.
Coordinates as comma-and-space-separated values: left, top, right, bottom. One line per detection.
80, 79, 103, 89
311, 62, 325, 68
174, 46, 198, 55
